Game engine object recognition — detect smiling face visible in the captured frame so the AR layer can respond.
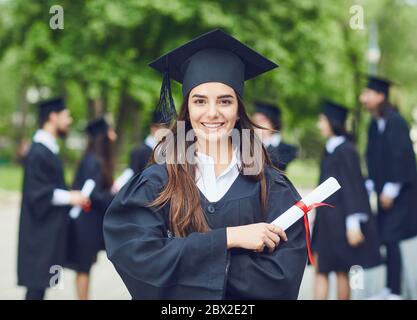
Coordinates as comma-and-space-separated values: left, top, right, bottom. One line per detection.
188, 82, 239, 145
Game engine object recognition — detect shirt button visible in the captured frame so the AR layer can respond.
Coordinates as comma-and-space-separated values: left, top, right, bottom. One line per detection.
207, 205, 215, 214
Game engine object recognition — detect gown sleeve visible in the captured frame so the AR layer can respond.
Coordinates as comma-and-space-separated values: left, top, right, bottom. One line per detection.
337, 145, 370, 216
26, 148, 65, 220
385, 115, 415, 184
103, 171, 229, 299
225, 173, 307, 299
76, 156, 114, 213
129, 147, 140, 174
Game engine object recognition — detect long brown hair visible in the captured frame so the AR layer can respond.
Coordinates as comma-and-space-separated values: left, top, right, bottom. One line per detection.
149, 94, 276, 237
84, 132, 115, 190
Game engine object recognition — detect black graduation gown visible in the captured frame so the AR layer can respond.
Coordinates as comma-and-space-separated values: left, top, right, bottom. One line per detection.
17, 142, 70, 288
66, 152, 114, 273
311, 140, 381, 274
129, 143, 153, 176
267, 142, 298, 171
103, 164, 307, 300
366, 109, 417, 243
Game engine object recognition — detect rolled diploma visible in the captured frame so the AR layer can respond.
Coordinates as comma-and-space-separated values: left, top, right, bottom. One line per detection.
112, 168, 134, 191
69, 179, 96, 219
272, 177, 341, 231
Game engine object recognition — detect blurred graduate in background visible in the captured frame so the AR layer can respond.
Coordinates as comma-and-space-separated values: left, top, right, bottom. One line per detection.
66, 118, 117, 300
129, 109, 170, 177
252, 102, 298, 172
360, 76, 417, 299
17, 98, 89, 300
312, 100, 381, 300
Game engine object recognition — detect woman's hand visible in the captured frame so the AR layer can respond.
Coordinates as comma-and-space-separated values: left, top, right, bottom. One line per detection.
226, 223, 287, 253
346, 229, 365, 247
380, 193, 394, 210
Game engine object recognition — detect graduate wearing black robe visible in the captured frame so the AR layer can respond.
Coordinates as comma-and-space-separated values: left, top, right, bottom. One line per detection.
17, 142, 69, 288
267, 142, 298, 171
103, 164, 307, 300
253, 103, 298, 172
366, 106, 417, 243
130, 108, 165, 176
129, 143, 153, 176
311, 139, 381, 273
66, 152, 114, 273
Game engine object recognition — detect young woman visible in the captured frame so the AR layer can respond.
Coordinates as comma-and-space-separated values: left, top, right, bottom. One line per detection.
66, 118, 117, 300
312, 100, 381, 300
103, 29, 307, 300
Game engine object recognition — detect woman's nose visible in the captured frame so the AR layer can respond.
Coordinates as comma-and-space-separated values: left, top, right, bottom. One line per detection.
206, 102, 219, 118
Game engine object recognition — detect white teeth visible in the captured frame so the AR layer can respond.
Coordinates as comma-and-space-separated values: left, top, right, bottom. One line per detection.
202, 123, 224, 128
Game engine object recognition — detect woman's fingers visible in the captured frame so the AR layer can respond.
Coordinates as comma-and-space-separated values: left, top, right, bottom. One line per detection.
267, 224, 288, 241
262, 236, 276, 253
266, 229, 281, 245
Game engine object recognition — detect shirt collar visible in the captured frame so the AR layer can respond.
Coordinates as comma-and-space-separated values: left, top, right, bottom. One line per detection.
263, 133, 281, 147
144, 134, 157, 149
377, 118, 386, 133
33, 129, 59, 154
195, 147, 241, 181
326, 135, 346, 154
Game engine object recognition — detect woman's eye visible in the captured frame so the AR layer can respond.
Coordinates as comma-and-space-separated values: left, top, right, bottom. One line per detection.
219, 100, 232, 105
194, 99, 206, 105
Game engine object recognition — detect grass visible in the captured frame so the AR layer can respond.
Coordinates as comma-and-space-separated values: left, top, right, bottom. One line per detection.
0, 164, 76, 192
286, 159, 319, 189
0, 164, 22, 191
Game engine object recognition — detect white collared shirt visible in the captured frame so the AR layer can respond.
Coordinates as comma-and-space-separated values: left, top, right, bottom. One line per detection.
325, 135, 346, 154
33, 129, 60, 154
377, 118, 386, 133
263, 133, 281, 148
144, 135, 157, 149
33, 129, 71, 206
195, 148, 241, 203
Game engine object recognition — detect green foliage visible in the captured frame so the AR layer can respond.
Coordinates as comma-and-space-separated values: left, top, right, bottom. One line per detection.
0, 0, 416, 166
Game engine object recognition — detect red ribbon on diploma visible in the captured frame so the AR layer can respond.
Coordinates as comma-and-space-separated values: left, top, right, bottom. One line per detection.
82, 201, 91, 213
294, 201, 335, 266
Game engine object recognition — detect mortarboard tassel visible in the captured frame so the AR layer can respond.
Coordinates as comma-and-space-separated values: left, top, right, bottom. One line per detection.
155, 69, 177, 124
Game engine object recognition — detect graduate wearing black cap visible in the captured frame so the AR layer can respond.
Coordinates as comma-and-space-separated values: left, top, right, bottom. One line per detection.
252, 102, 298, 171
311, 100, 381, 300
66, 118, 117, 300
17, 98, 90, 300
104, 29, 307, 300
360, 76, 417, 299
129, 109, 170, 176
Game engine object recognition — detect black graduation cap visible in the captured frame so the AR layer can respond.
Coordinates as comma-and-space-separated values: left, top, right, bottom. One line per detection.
149, 29, 278, 122
366, 75, 393, 97
254, 102, 282, 130
322, 99, 348, 125
86, 118, 109, 136
38, 98, 66, 119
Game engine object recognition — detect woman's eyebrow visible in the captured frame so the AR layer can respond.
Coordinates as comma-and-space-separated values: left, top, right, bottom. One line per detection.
191, 94, 207, 98
217, 95, 234, 99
